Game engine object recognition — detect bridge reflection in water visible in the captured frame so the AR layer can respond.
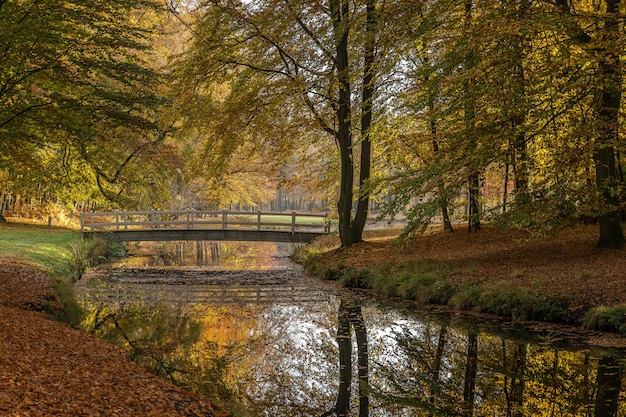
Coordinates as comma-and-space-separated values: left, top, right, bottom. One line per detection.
77, 269, 331, 305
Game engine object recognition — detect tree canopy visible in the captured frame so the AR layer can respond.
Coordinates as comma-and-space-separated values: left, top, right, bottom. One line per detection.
1, 0, 624, 247
0, 0, 175, 210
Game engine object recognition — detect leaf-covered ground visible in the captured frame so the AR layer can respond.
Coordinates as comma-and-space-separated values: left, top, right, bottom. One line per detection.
0, 261, 224, 417
316, 224, 626, 319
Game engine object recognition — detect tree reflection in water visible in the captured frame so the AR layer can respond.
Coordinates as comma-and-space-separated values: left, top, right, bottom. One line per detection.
322, 298, 369, 417
80, 288, 626, 417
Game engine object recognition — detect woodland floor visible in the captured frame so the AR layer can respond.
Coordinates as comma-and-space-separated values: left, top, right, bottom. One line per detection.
0, 260, 225, 417
317, 223, 626, 322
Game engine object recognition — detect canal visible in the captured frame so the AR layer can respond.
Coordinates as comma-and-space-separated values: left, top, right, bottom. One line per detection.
74, 241, 626, 416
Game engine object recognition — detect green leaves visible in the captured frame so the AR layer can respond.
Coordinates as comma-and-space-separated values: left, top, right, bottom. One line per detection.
0, 0, 175, 209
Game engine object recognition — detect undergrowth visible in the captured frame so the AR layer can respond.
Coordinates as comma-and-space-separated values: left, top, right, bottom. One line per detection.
299, 244, 571, 325
68, 234, 125, 281
583, 305, 626, 335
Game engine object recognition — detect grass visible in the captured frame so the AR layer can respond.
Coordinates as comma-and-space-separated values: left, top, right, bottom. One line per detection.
583, 305, 626, 335
0, 221, 121, 326
0, 222, 76, 271
298, 236, 572, 326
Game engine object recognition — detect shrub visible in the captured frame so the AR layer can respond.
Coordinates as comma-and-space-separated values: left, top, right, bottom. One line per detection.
68, 235, 125, 281
583, 305, 626, 335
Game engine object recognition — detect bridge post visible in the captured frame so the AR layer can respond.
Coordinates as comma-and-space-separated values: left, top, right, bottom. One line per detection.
115, 209, 120, 231
222, 210, 227, 229
151, 210, 156, 230
291, 211, 296, 234
257, 210, 261, 231
186, 209, 191, 230
80, 212, 84, 232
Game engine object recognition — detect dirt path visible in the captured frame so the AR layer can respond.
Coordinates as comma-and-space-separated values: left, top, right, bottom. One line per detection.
0, 261, 225, 417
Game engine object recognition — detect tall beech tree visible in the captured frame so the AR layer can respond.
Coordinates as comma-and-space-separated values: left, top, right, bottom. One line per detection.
551, 0, 624, 247
174, 0, 398, 246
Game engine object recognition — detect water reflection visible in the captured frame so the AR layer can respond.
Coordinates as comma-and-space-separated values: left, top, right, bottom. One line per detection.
76, 242, 626, 417
121, 241, 295, 270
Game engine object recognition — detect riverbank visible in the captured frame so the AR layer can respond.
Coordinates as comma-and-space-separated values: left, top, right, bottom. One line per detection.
0, 222, 225, 416
298, 224, 626, 334
0, 259, 224, 416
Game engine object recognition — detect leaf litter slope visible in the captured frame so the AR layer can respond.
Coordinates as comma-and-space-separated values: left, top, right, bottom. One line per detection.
318, 224, 626, 318
0, 260, 222, 417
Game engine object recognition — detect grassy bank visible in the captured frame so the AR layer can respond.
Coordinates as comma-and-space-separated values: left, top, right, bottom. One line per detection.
0, 221, 120, 326
295, 227, 626, 335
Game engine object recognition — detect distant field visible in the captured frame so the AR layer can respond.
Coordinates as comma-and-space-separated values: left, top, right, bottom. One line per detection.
256, 214, 327, 226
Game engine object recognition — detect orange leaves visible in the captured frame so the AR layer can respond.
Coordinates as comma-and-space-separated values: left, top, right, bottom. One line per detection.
0, 262, 219, 417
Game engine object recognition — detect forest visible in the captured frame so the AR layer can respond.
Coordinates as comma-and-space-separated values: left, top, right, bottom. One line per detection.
0, 0, 625, 247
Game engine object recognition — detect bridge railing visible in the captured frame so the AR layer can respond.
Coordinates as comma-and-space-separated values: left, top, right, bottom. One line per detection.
80, 209, 330, 234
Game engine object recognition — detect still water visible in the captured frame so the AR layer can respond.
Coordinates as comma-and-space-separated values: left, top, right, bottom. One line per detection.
75, 241, 626, 417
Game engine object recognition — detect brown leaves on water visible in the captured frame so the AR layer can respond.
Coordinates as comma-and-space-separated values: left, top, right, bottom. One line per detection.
0, 260, 223, 417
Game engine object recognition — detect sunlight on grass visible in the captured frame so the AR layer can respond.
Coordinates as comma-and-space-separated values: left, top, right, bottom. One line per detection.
0, 223, 77, 272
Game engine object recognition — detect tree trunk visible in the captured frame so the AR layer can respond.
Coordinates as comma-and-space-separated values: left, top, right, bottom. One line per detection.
331, 0, 377, 247
464, 0, 480, 233
510, 1, 530, 208
431, 96, 453, 232
332, 0, 356, 247
350, 0, 377, 244
594, 0, 624, 248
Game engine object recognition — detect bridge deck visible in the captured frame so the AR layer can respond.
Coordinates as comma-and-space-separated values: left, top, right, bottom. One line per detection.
81, 210, 329, 243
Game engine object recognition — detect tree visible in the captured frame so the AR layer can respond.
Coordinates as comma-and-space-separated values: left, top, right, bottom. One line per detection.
0, 0, 175, 210
173, 0, 404, 246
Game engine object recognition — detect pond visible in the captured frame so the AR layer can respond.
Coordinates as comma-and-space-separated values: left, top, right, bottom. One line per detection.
74, 241, 626, 417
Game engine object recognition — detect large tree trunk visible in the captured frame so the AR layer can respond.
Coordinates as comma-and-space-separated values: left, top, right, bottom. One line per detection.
350, 0, 377, 244
594, 0, 624, 247
332, 0, 355, 247
331, 0, 377, 247
464, 0, 480, 233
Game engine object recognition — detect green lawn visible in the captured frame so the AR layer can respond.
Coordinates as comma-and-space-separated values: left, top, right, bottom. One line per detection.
258, 214, 326, 226
0, 222, 77, 272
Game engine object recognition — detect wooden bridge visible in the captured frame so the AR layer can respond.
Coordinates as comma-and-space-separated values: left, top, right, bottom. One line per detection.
80, 209, 330, 243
